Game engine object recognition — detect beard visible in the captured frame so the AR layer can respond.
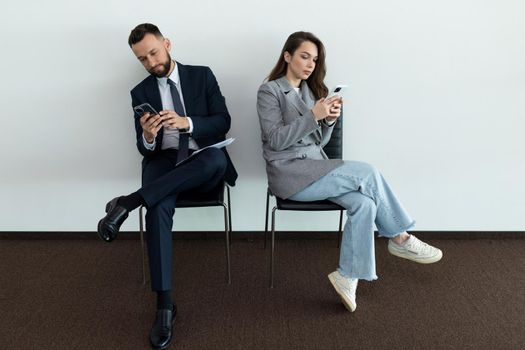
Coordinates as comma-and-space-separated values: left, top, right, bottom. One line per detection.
148, 52, 172, 78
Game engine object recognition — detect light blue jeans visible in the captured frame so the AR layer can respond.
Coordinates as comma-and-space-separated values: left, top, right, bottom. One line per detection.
289, 161, 415, 281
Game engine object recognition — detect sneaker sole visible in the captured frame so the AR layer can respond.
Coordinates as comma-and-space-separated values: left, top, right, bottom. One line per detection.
328, 273, 356, 312
388, 247, 443, 264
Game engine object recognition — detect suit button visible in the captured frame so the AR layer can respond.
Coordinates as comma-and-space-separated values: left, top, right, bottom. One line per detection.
301, 154, 306, 159
315, 141, 320, 145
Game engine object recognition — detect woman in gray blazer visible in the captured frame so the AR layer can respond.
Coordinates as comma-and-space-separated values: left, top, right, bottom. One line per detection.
257, 31, 442, 312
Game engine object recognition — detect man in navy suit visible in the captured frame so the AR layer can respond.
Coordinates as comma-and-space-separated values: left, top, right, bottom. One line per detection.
97, 23, 237, 350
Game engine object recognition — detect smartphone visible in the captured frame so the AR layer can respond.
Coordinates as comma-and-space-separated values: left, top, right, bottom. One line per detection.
133, 103, 160, 117
327, 85, 348, 99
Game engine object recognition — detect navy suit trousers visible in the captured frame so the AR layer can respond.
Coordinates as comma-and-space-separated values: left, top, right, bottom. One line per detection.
138, 147, 227, 291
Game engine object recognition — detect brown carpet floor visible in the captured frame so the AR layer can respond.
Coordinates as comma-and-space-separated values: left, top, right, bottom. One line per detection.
0, 235, 524, 349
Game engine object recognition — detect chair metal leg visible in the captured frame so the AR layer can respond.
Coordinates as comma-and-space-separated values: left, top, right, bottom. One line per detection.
227, 185, 232, 245
139, 206, 147, 285
222, 203, 232, 284
269, 206, 277, 288
139, 191, 232, 287
337, 210, 343, 248
264, 189, 270, 249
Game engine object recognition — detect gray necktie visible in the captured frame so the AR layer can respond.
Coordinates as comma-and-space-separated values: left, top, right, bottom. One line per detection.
167, 79, 189, 161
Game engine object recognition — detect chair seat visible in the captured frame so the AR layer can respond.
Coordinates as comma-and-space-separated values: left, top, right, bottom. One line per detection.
275, 197, 344, 211
177, 182, 225, 208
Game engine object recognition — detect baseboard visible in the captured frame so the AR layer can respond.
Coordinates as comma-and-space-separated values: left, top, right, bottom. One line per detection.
0, 231, 524, 240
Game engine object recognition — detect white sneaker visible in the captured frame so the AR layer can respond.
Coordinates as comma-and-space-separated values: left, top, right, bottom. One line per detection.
388, 235, 443, 264
328, 271, 358, 312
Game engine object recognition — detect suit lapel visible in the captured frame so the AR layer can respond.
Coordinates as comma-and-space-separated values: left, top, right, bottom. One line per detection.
144, 75, 163, 114
142, 75, 164, 144
177, 62, 193, 115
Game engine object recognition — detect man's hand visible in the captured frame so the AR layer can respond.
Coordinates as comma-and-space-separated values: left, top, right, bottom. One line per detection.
140, 112, 164, 143
326, 97, 343, 122
159, 110, 190, 130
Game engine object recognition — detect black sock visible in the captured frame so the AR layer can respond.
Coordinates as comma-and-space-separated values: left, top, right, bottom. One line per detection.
157, 290, 172, 310
117, 192, 144, 211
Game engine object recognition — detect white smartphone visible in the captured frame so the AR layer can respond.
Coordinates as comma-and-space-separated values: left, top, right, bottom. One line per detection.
133, 103, 160, 117
327, 84, 348, 99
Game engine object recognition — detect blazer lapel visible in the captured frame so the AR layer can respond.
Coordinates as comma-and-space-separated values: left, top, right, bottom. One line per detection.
300, 80, 315, 108
275, 77, 311, 117
276, 77, 322, 141
177, 62, 194, 115
300, 80, 322, 141
142, 75, 164, 145
144, 75, 163, 114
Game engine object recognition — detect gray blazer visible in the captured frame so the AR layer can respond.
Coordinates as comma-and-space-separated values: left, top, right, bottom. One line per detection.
257, 76, 344, 199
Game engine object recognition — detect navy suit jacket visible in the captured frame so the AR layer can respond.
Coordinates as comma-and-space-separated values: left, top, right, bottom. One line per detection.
130, 63, 237, 186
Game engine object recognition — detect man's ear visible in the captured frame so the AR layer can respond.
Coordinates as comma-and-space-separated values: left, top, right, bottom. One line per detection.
164, 38, 172, 51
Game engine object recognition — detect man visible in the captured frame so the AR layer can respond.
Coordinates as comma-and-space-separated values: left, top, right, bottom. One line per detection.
97, 23, 237, 349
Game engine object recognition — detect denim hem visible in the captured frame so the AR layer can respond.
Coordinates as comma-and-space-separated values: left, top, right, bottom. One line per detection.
337, 267, 378, 282
377, 220, 416, 238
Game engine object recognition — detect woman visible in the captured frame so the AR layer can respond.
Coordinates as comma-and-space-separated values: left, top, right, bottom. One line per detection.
257, 31, 442, 312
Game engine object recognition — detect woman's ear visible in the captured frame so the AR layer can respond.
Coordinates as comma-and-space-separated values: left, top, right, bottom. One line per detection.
284, 51, 291, 63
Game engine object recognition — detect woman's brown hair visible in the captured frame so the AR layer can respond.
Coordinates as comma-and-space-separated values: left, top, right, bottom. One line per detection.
267, 31, 328, 100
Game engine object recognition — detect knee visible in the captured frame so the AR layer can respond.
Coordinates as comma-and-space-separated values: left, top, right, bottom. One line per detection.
348, 193, 376, 215
199, 148, 227, 175
356, 161, 381, 180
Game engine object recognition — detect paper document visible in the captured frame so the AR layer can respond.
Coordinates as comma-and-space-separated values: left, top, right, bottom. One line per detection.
175, 138, 235, 166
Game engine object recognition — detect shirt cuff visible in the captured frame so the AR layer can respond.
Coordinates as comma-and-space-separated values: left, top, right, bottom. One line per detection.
142, 133, 156, 150
179, 117, 193, 133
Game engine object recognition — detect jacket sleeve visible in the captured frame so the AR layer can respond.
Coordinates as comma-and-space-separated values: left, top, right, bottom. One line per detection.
131, 89, 160, 157
189, 67, 231, 139
320, 120, 336, 147
257, 84, 319, 152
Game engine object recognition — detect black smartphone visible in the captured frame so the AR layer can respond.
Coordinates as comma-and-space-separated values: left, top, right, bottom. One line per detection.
133, 103, 160, 117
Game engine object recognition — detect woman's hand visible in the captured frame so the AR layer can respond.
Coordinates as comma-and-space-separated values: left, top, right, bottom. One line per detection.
326, 97, 343, 122
312, 96, 342, 121
312, 98, 331, 121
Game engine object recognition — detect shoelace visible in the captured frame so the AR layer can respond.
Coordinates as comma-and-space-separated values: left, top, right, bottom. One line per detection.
406, 237, 433, 254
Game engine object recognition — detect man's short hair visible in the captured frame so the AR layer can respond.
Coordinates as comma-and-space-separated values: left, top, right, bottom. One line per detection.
128, 23, 164, 47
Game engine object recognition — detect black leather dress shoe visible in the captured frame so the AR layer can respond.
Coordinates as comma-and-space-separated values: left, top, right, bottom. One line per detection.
97, 197, 129, 242
150, 304, 177, 349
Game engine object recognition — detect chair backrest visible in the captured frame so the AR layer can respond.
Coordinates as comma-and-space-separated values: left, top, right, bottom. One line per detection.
322, 110, 343, 159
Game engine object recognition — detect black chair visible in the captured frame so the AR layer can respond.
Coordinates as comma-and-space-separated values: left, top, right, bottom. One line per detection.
264, 113, 345, 288
139, 181, 232, 285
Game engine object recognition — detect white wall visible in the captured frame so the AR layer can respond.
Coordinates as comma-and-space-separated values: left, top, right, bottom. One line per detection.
1, 0, 524, 231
